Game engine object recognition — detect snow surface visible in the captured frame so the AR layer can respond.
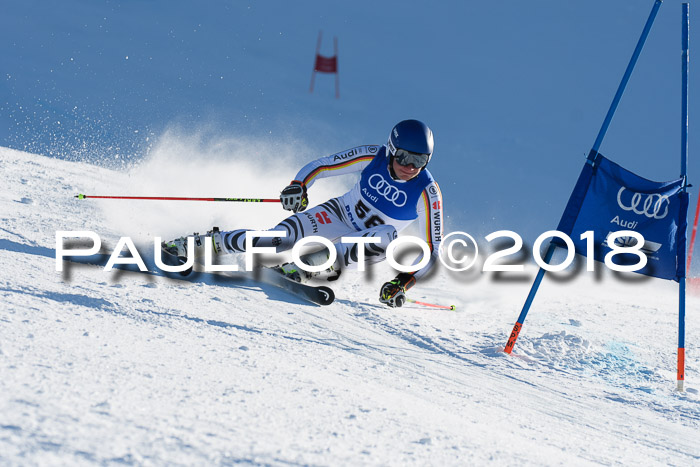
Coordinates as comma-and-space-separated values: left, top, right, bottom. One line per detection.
1, 146, 699, 465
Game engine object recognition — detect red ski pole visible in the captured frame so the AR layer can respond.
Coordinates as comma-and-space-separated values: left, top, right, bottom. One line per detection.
75, 194, 280, 203
406, 298, 456, 310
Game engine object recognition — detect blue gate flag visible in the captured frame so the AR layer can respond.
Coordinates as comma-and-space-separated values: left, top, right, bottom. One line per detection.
555, 151, 688, 281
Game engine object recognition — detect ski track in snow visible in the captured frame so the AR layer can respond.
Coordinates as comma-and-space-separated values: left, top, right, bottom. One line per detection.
1, 147, 700, 465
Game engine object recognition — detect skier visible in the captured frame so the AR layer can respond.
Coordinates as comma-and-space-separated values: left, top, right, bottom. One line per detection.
163, 119, 443, 307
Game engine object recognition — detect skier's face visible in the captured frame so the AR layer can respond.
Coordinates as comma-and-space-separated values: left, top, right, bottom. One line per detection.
392, 158, 421, 180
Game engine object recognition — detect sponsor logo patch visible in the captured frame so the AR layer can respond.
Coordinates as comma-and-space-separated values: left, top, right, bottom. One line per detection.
332, 148, 361, 162
617, 187, 670, 219
368, 174, 408, 207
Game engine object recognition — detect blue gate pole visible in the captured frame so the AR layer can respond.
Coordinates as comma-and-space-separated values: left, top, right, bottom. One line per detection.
505, 0, 663, 354
678, 2, 689, 392
590, 0, 663, 155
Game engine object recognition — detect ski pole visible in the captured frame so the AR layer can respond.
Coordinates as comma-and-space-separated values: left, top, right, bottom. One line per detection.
75, 194, 280, 203
406, 298, 456, 310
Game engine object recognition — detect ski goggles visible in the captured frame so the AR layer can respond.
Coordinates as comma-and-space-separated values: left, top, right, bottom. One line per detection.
393, 148, 430, 169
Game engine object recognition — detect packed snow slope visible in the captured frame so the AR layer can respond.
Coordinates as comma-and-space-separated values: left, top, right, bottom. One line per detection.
1, 145, 700, 465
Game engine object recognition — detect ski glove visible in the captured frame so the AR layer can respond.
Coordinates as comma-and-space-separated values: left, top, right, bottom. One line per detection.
280, 181, 309, 213
379, 273, 416, 308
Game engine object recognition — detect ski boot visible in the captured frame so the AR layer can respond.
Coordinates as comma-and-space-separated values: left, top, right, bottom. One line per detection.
274, 248, 340, 284
161, 227, 225, 275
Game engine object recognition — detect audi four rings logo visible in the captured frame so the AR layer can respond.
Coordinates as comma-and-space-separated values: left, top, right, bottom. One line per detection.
368, 174, 408, 207
617, 187, 670, 219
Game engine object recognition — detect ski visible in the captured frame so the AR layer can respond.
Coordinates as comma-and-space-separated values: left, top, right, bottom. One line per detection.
253, 267, 335, 306
159, 244, 334, 306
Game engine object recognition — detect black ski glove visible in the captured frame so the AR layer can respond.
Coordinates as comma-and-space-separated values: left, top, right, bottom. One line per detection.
379, 273, 416, 308
280, 180, 309, 213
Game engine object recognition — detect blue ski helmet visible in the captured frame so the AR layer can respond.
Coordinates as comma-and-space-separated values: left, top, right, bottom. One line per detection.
387, 119, 434, 168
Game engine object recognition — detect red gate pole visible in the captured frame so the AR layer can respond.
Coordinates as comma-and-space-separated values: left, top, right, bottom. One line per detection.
687, 196, 700, 271
309, 31, 322, 93
334, 36, 340, 99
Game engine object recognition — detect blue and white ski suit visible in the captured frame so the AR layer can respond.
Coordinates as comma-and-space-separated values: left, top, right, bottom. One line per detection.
222, 144, 443, 281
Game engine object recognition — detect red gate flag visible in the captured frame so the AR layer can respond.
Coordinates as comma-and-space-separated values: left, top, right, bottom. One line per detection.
309, 31, 339, 98
314, 55, 337, 73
